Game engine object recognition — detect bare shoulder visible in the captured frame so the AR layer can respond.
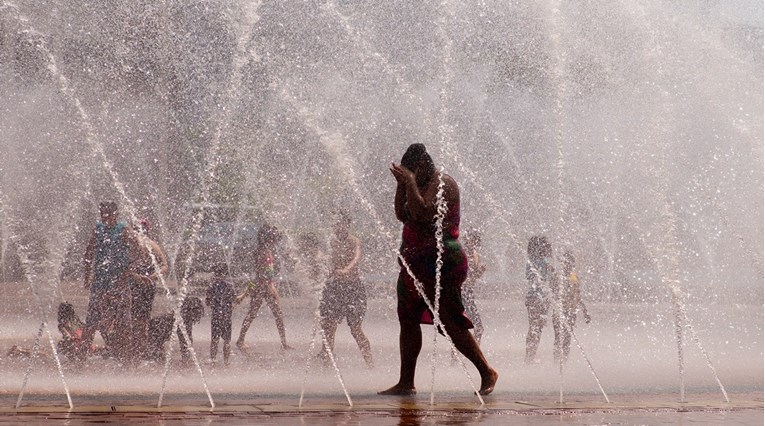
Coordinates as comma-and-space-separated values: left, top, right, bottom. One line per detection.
441, 173, 459, 189
441, 173, 460, 201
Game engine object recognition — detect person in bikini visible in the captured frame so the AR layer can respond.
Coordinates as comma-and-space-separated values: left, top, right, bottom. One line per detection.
235, 224, 292, 352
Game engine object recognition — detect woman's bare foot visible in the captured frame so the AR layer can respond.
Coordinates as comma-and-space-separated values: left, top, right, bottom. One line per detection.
378, 384, 416, 396
478, 368, 499, 396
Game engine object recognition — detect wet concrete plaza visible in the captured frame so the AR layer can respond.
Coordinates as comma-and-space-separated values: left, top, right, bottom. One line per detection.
1, 284, 762, 424
0, 391, 762, 425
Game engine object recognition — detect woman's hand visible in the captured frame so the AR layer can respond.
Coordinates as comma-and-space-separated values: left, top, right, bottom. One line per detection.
390, 163, 415, 185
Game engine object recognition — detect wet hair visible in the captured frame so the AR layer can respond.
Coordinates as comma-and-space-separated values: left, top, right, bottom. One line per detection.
561, 250, 576, 275
337, 209, 352, 226
527, 235, 551, 260
257, 224, 281, 246
400, 143, 434, 173
212, 262, 229, 277
181, 296, 204, 326
139, 219, 151, 237
57, 302, 78, 325
99, 201, 118, 214
299, 233, 320, 250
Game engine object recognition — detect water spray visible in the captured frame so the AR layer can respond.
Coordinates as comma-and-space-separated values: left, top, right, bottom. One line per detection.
428, 170, 447, 406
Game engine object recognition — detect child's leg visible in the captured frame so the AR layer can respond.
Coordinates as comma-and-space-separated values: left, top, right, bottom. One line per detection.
210, 336, 219, 360
525, 300, 546, 363
223, 340, 231, 365
562, 314, 576, 362
552, 311, 563, 362
319, 317, 339, 356
349, 322, 373, 368
223, 319, 232, 365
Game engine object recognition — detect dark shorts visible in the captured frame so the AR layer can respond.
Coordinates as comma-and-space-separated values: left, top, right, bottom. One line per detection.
397, 239, 472, 329
211, 317, 232, 341
319, 277, 367, 327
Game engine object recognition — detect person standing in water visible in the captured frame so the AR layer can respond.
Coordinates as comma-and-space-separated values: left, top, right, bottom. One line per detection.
317, 210, 373, 368
236, 224, 292, 352
206, 262, 236, 366
551, 250, 591, 364
78, 201, 135, 363
524, 235, 553, 365
379, 143, 498, 396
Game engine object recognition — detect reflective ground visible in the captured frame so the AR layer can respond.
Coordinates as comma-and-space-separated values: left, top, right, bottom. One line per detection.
0, 394, 762, 425
1, 281, 762, 424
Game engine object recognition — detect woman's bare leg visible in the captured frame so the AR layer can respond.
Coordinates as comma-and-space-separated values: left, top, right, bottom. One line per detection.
237, 296, 263, 350
378, 320, 420, 395
266, 286, 292, 349
443, 318, 498, 395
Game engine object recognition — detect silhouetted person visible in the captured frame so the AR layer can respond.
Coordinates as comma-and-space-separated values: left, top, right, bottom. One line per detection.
462, 229, 486, 344
236, 224, 292, 352
146, 297, 204, 364
129, 219, 168, 360
57, 302, 92, 361
78, 201, 135, 363
317, 211, 373, 368
551, 250, 591, 364
206, 263, 236, 366
525, 235, 552, 364
379, 143, 498, 396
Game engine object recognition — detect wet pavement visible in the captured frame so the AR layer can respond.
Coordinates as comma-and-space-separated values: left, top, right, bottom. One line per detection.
0, 409, 762, 425
0, 391, 762, 425
1, 282, 762, 424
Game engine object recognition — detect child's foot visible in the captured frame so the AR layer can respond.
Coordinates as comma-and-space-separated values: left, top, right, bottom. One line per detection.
236, 341, 250, 354
315, 351, 331, 366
